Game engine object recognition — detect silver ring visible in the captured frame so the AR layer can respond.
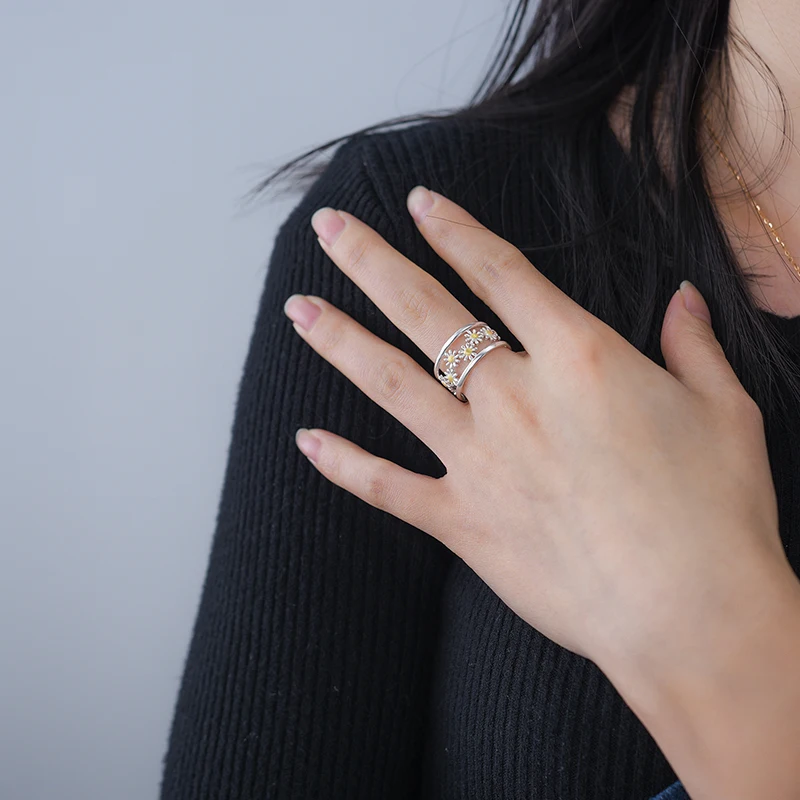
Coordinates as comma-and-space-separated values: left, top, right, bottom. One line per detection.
432, 320, 512, 403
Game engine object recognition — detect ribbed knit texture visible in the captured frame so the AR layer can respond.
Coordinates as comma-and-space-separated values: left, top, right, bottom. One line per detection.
159, 113, 800, 800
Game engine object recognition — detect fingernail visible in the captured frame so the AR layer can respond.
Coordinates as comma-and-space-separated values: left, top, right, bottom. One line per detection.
679, 280, 712, 325
284, 294, 322, 331
311, 208, 346, 246
295, 427, 321, 462
407, 185, 434, 222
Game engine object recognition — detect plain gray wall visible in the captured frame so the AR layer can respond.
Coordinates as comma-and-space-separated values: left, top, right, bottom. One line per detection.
0, 2, 508, 798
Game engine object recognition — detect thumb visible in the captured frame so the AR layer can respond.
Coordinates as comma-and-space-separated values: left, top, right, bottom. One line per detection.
660, 280, 740, 399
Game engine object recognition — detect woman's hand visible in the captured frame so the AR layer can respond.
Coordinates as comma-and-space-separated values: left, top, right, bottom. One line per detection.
283, 185, 797, 687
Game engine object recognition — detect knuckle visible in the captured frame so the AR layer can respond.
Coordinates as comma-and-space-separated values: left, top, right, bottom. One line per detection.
394, 282, 436, 333
314, 316, 345, 355
431, 216, 461, 251
373, 357, 409, 404
315, 441, 340, 478
342, 236, 373, 277
686, 324, 719, 355
472, 245, 519, 294
363, 464, 393, 510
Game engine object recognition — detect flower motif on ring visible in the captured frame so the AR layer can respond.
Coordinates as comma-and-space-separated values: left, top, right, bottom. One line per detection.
457, 342, 480, 361
479, 325, 499, 342
441, 348, 461, 369
439, 367, 459, 389
464, 328, 484, 347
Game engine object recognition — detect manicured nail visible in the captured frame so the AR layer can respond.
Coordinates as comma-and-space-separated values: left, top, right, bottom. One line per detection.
311, 208, 346, 246
679, 280, 712, 325
295, 427, 321, 462
284, 294, 322, 331
407, 185, 434, 222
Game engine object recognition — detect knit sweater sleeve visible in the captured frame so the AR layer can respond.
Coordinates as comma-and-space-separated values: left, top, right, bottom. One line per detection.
158, 135, 456, 800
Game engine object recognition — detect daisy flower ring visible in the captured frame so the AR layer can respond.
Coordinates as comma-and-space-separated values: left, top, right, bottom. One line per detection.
433, 321, 511, 402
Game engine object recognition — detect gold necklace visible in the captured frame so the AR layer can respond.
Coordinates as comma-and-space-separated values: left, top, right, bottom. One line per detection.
702, 112, 800, 281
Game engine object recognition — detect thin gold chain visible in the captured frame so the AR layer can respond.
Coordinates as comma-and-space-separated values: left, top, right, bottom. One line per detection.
702, 110, 800, 280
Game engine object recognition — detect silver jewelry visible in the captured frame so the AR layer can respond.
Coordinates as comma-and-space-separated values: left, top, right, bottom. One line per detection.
433, 320, 512, 402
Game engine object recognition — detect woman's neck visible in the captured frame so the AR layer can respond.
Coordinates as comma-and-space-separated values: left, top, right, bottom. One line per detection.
705, 0, 800, 317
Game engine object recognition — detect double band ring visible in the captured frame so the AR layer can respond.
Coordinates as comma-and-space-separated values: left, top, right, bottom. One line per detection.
433, 320, 512, 403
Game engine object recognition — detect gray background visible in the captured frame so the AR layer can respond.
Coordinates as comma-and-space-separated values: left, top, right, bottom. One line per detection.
0, 2, 507, 798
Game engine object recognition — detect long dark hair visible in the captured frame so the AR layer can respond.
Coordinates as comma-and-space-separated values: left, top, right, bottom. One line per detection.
247, 0, 800, 425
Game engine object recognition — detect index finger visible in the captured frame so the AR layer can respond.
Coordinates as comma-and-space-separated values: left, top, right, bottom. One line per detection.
406, 186, 579, 354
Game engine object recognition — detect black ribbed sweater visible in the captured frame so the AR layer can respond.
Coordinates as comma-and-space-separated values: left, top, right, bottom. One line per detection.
159, 113, 800, 799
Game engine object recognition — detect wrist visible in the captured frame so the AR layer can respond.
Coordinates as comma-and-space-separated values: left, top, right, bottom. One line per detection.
602, 555, 800, 799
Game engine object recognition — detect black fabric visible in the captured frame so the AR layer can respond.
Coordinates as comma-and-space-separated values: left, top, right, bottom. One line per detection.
159, 113, 800, 799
